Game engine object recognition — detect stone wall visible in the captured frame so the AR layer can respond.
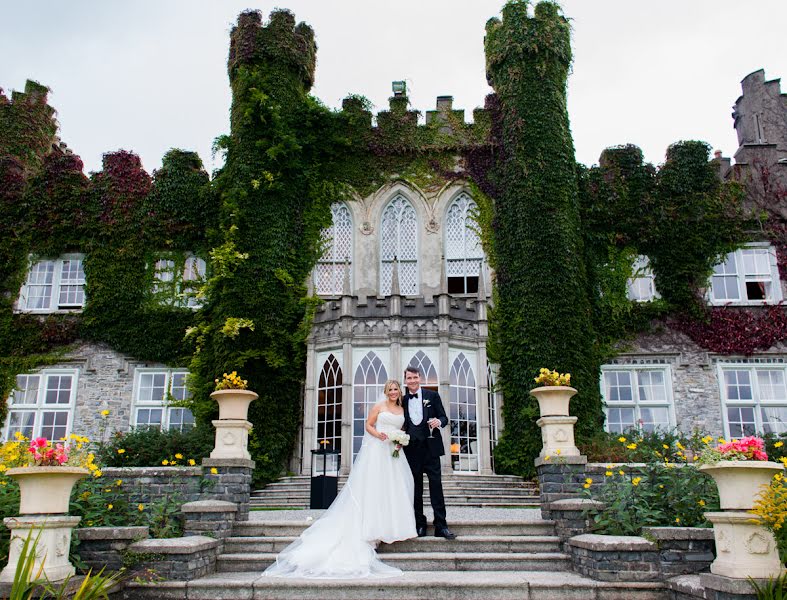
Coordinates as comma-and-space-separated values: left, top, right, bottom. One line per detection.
101, 466, 204, 508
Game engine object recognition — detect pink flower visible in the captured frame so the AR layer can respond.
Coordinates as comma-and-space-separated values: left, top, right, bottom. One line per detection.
32, 437, 48, 449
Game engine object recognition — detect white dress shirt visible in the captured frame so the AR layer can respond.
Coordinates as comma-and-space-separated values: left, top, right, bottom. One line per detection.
408, 390, 423, 425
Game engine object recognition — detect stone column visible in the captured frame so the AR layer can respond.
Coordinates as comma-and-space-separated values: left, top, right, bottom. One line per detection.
201, 458, 255, 522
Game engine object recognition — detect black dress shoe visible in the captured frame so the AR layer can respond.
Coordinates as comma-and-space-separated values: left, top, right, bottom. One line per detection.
434, 527, 457, 540
417, 526, 427, 537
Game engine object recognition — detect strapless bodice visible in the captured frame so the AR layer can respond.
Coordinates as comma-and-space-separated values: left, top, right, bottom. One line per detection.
375, 411, 405, 435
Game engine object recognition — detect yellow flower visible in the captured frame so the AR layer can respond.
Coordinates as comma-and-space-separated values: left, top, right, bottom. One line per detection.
718, 438, 726, 444
544, 455, 551, 461
675, 517, 681, 523
618, 437, 627, 443
676, 442, 685, 451
662, 444, 669, 449
702, 435, 713, 445
555, 449, 562, 455
585, 478, 593, 485
776, 441, 784, 448
175, 453, 183, 460
632, 477, 642, 486
162, 460, 170, 466
698, 499, 706, 506
138, 504, 145, 511
93, 470, 102, 478
605, 470, 613, 477
619, 470, 625, 476
101, 410, 110, 417
658, 484, 664, 489
13, 432, 25, 441
188, 459, 196, 466
0, 465, 6, 473
116, 479, 123, 486
627, 443, 637, 450
117, 448, 126, 454
210, 467, 218, 475
107, 504, 113, 510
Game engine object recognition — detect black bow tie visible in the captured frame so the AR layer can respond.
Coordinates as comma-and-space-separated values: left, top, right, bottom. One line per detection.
411, 393, 419, 399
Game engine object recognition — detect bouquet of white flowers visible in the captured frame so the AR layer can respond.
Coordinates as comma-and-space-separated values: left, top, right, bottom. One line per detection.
388, 431, 410, 458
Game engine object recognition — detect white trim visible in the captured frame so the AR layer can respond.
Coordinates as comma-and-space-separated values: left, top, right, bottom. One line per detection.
709, 243, 782, 306
379, 193, 420, 296
716, 362, 787, 437
626, 255, 660, 302
600, 364, 675, 433
17, 254, 86, 314
3, 368, 79, 441
131, 368, 194, 431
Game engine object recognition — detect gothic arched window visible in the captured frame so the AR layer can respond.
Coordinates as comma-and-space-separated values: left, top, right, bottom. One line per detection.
317, 354, 342, 452
353, 351, 388, 458
315, 203, 353, 296
407, 350, 438, 392
445, 193, 483, 294
380, 194, 418, 296
449, 353, 478, 472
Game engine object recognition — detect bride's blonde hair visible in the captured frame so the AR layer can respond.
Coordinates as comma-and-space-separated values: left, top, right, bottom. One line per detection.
383, 379, 403, 406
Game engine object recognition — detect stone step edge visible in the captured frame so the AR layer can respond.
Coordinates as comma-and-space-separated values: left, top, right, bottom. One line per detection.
217, 551, 571, 561
235, 519, 555, 527
224, 535, 561, 543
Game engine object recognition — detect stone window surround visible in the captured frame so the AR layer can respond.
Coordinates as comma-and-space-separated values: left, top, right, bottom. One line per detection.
4, 367, 79, 441
715, 360, 787, 438
709, 242, 782, 306
16, 253, 86, 314
600, 363, 676, 434
131, 368, 194, 431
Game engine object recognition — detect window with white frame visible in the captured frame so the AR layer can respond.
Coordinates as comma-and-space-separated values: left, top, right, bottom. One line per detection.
18, 255, 86, 312
4, 369, 78, 441
601, 366, 673, 433
315, 203, 353, 296
710, 245, 781, 304
720, 365, 787, 437
445, 193, 483, 294
133, 370, 195, 431
380, 194, 418, 296
626, 255, 659, 302
152, 254, 206, 308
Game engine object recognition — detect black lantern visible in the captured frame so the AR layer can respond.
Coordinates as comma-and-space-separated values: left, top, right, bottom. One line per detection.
310, 446, 340, 509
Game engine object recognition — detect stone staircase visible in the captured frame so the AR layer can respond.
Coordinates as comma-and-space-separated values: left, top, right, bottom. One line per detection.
251, 473, 540, 509
124, 514, 667, 599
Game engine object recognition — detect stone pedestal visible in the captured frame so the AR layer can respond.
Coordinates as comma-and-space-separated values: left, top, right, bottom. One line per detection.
202, 458, 255, 521
0, 515, 81, 582
704, 511, 784, 579
210, 419, 252, 460
536, 415, 580, 458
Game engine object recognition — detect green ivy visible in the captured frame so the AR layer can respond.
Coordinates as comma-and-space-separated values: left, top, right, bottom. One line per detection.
484, 1, 603, 477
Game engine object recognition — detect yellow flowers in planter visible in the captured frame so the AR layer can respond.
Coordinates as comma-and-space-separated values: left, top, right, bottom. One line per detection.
534, 368, 571, 387
214, 371, 248, 390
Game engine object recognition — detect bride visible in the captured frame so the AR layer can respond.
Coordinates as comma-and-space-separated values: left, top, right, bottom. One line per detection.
263, 379, 417, 578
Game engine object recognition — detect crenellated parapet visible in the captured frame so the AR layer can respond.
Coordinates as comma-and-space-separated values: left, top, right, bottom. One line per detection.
0, 79, 58, 174
227, 9, 316, 93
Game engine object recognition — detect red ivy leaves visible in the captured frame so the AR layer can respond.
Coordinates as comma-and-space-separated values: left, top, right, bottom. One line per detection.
674, 304, 787, 355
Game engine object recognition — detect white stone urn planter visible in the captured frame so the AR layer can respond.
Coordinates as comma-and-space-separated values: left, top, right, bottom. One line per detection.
7, 466, 89, 515
699, 460, 785, 579
530, 385, 577, 417
211, 389, 258, 421
699, 460, 782, 510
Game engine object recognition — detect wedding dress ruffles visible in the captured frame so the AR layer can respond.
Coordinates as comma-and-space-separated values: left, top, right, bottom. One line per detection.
263, 410, 416, 578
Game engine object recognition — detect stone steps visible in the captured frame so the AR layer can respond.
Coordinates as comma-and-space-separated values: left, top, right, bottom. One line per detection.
222, 534, 562, 554
215, 551, 573, 573
123, 570, 668, 599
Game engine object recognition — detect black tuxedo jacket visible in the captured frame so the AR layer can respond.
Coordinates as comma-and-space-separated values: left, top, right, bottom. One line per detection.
403, 387, 449, 458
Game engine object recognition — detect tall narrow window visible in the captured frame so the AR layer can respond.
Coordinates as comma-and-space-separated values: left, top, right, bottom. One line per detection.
315, 203, 353, 296
445, 193, 483, 294
4, 370, 78, 441
352, 352, 388, 458
317, 355, 343, 452
487, 362, 501, 470
450, 353, 478, 472
407, 351, 438, 392
380, 195, 418, 296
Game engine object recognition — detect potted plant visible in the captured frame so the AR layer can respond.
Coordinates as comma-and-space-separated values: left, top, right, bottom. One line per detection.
1, 434, 96, 515
698, 436, 783, 510
698, 436, 785, 579
530, 368, 576, 417
210, 371, 258, 421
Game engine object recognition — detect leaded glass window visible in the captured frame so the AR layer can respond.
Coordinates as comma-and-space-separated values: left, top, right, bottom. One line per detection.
380, 195, 418, 296
315, 203, 353, 296
445, 193, 483, 294
317, 354, 343, 452
352, 351, 388, 458
407, 350, 438, 392
450, 353, 478, 472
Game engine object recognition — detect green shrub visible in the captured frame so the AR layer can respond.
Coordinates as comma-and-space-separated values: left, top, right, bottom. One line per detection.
97, 426, 213, 467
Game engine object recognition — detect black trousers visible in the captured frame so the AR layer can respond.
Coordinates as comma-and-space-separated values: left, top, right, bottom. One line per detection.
405, 438, 447, 530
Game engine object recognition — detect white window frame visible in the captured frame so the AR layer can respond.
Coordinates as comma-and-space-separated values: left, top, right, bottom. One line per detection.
626, 255, 660, 302
379, 194, 419, 296
3, 368, 79, 441
709, 243, 782, 306
718, 363, 787, 438
600, 365, 675, 433
314, 202, 353, 297
152, 253, 206, 309
132, 368, 195, 431
444, 192, 484, 296
17, 254, 86, 313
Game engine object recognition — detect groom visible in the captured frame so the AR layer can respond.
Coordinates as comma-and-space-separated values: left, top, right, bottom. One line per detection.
402, 365, 456, 539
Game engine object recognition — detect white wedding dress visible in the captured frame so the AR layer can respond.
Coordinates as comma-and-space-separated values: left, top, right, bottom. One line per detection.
263, 410, 417, 578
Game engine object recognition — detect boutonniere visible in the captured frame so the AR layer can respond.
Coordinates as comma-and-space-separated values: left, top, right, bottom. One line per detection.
422, 399, 430, 408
